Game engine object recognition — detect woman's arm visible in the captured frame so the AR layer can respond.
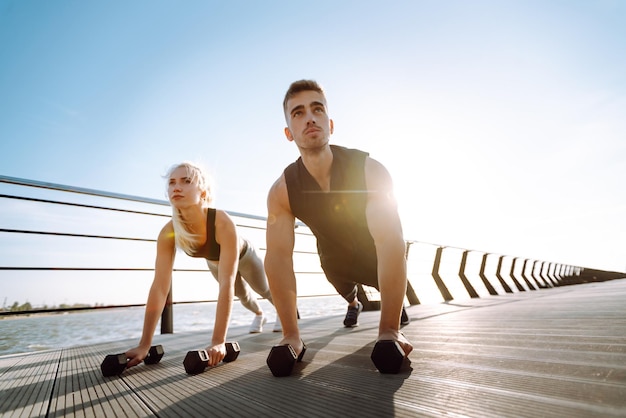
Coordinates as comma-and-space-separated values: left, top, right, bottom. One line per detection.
206, 209, 239, 365
126, 221, 176, 367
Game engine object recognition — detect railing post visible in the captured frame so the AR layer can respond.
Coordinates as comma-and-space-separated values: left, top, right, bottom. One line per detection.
532, 260, 547, 288
356, 284, 380, 311
458, 250, 479, 298
479, 253, 498, 295
404, 241, 420, 305
432, 247, 453, 301
548, 263, 560, 286
161, 285, 173, 334
508, 257, 526, 291
540, 261, 555, 288
496, 256, 514, 293
552, 263, 561, 286
521, 259, 537, 290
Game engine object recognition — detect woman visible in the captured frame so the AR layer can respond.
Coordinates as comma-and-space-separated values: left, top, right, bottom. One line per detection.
125, 162, 278, 368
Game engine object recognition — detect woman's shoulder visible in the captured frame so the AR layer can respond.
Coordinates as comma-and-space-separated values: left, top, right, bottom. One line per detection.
158, 220, 175, 240
212, 208, 239, 248
213, 208, 234, 226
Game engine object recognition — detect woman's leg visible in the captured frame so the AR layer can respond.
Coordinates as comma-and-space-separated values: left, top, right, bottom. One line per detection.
207, 258, 262, 314
238, 240, 282, 332
237, 240, 273, 303
233, 270, 263, 314
208, 259, 266, 332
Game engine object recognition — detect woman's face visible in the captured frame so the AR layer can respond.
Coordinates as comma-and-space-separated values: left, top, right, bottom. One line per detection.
167, 166, 205, 208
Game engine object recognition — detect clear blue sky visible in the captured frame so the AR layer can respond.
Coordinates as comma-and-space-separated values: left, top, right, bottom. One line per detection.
1, 1, 625, 305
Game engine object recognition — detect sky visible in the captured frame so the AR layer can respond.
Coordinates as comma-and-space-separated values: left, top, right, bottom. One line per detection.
1, 0, 625, 306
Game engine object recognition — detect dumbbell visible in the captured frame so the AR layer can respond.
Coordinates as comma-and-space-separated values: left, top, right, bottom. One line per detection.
101, 344, 164, 377
183, 342, 240, 374
266, 341, 307, 377
370, 340, 406, 374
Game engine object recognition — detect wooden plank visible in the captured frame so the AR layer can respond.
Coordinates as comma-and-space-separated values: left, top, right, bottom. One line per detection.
45, 344, 155, 417
0, 350, 59, 418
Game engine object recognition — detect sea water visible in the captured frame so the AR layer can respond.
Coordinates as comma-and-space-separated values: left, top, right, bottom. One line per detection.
0, 295, 348, 356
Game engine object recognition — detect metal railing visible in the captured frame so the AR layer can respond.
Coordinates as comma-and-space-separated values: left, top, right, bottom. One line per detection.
1, 175, 623, 333
0, 175, 332, 332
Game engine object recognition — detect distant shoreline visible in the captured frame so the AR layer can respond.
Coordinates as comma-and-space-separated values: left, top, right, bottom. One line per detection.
0, 305, 144, 320
0, 309, 97, 320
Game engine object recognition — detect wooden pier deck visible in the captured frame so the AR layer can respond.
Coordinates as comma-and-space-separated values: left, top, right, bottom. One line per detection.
2, 278, 626, 417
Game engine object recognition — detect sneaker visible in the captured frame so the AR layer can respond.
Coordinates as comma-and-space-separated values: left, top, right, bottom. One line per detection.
249, 314, 267, 333
343, 301, 363, 328
273, 316, 282, 333
401, 306, 410, 326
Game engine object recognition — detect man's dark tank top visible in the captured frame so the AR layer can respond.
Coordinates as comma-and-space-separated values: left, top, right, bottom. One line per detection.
183, 208, 220, 261
283, 145, 377, 270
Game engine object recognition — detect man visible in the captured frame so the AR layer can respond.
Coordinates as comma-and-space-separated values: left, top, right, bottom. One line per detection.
265, 80, 413, 373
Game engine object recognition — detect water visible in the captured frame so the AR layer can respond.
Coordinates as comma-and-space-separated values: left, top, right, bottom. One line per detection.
0, 295, 348, 356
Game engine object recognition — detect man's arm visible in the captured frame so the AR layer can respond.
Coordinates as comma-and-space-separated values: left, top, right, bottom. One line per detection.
265, 174, 302, 349
364, 158, 408, 338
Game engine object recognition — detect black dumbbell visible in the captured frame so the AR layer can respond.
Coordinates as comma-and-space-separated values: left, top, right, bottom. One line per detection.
370, 340, 406, 374
101, 344, 164, 377
266, 341, 306, 377
144, 344, 165, 364
183, 342, 240, 374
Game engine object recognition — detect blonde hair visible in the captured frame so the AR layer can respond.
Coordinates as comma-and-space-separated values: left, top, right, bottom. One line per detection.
164, 161, 214, 253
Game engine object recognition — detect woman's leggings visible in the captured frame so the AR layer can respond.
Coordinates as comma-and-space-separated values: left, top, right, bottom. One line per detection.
206, 239, 273, 314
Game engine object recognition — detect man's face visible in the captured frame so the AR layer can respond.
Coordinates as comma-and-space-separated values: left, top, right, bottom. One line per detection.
284, 90, 334, 150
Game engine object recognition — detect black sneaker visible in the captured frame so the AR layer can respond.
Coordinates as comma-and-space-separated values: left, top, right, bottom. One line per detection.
401, 306, 410, 326
343, 302, 363, 327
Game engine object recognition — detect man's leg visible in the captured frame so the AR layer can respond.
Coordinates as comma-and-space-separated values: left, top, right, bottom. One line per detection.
343, 297, 362, 327
323, 270, 364, 327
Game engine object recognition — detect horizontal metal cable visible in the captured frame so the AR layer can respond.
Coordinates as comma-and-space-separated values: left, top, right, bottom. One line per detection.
0, 267, 195, 271
0, 267, 321, 274
0, 228, 155, 242
0, 194, 170, 217
0, 195, 310, 234
0, 229, 318, 257
0, 292, 339, 316
0, 174, 269, 221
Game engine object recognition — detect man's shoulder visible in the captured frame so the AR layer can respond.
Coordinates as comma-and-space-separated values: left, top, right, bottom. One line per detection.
267, 173, 294, 218
283, 156, 305, 179
284, 156, 301, 169
330, 144, 368, 155
268, 172, 289, 201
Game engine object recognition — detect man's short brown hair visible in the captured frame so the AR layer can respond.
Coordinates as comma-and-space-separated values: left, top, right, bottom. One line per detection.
282, 79, 326, 113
